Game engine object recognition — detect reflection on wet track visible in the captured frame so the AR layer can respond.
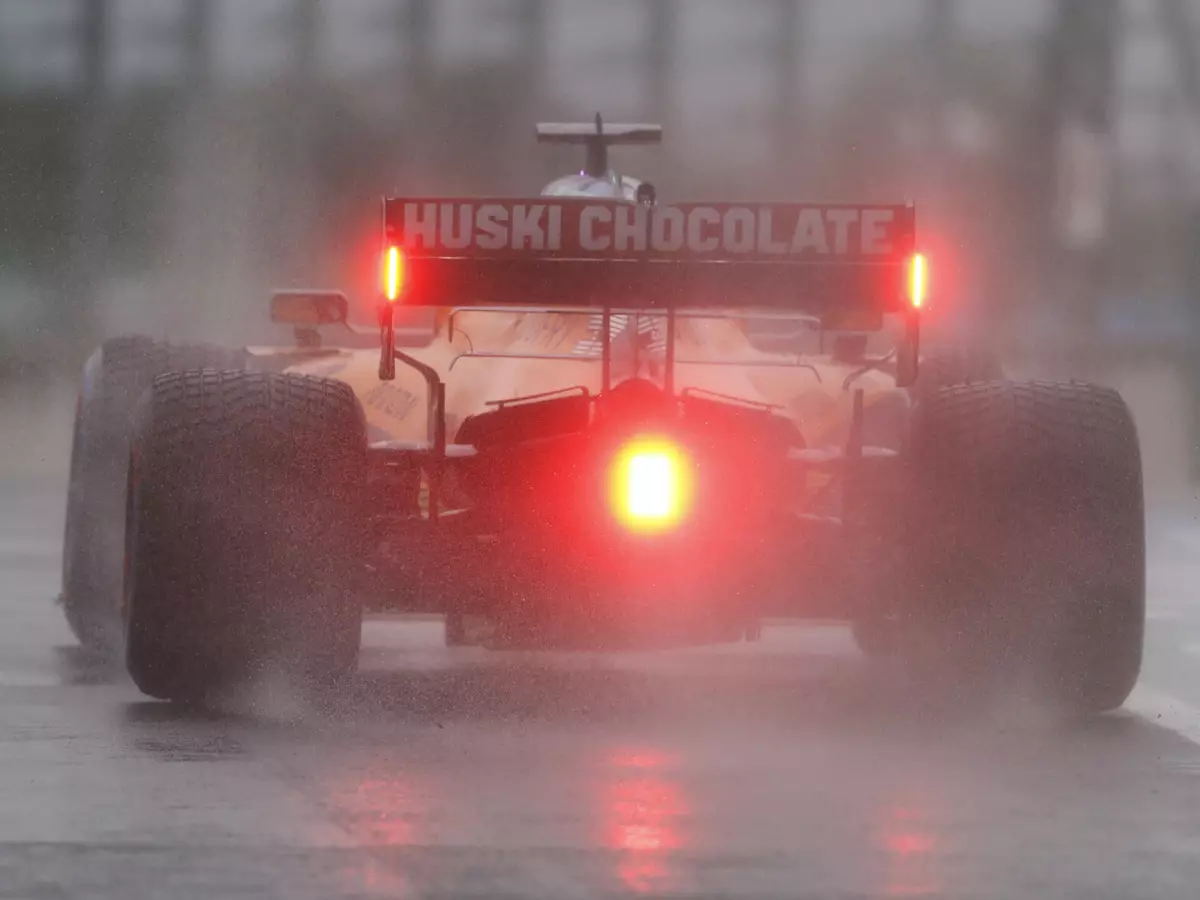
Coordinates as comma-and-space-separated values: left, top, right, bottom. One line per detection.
602, 748, 688, 894
6, 479, 1200, 898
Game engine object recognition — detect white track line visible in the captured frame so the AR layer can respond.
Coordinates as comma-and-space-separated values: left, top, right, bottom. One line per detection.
1127, 684, 1200, 747
0, 539, 60, 559
1146, 609, 1188, 622
1155, 528, 1200, 557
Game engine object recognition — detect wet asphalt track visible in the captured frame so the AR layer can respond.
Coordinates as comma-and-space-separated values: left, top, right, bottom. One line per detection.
4, 475, 1200, 899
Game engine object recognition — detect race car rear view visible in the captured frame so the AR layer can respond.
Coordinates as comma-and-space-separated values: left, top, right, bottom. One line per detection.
62, 118, 1145, 713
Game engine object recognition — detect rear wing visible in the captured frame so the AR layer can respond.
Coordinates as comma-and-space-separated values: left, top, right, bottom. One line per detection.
375, 197, 924, 398
379, 198, 918, 321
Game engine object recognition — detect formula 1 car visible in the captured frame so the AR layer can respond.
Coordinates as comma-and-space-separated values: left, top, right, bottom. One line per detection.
60, 118, 1144, 713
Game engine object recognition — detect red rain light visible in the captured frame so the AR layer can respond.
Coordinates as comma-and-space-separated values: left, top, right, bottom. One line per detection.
383, 245, 406, 302
609, 437, 692, 533
908, 253, 928, 310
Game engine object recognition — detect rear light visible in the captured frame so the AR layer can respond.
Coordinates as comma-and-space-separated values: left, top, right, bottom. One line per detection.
609, 437, 692, 533
908, 252, 928, 309
383, 245, 406, 302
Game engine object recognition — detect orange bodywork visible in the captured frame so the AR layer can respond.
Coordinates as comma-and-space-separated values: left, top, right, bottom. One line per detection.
249, 312, 905, 451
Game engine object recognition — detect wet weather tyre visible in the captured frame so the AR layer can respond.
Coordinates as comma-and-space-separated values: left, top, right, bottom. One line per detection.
911, 346, 1004, 407
61, 336, 247, 657
123, 370, 367, 702
907, 380, 1145, 714
444, 610, 468, 647
851, 616, 896, 661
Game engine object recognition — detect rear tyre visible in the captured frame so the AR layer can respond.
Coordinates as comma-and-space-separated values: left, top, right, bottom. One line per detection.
851, 616, 897, 661
910, 346, 1004, 407
904, 380, 1145, 714
444, 611, 468, 647
61, 336, 247, 657
124, 370, 367, 702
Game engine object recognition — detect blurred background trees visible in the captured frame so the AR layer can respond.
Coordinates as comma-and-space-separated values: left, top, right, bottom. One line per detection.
0, 0, 1197, 440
